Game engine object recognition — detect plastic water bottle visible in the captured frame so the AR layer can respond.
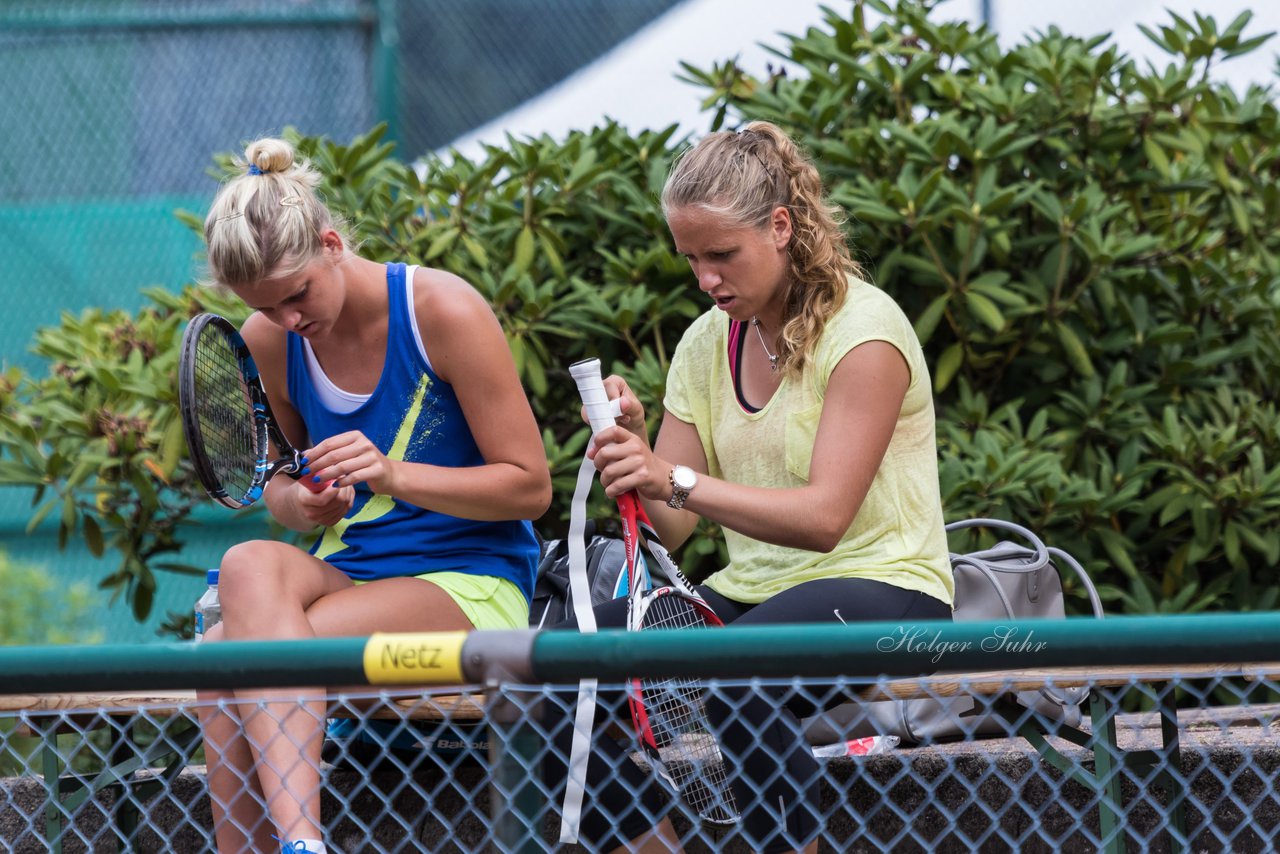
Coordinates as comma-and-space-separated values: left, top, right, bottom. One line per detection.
193, 569, 221, 643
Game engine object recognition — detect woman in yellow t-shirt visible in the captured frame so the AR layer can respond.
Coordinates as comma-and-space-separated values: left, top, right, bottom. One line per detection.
579, 121, 954, 854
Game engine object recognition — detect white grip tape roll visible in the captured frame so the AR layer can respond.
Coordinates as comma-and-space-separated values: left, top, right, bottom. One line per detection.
569, 358, 623, 437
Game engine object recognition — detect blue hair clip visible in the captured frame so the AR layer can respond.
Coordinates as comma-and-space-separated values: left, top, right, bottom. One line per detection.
248, 164, 263, 176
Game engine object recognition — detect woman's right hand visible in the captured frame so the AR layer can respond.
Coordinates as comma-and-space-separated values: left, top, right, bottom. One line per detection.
589, 375, 676, 499
587, 427, 670, 501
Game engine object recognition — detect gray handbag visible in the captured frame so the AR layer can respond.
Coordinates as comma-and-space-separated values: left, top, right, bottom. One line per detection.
804, 518, 1104, 745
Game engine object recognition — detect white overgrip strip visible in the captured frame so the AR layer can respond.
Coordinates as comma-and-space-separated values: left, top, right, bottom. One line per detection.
560, 358, 623, 844
558, 454, 602, 843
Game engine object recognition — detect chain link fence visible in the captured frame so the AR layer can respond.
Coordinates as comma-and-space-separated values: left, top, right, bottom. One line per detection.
0, 0, 683, 375
0, 0, 373, 379
2, 620, 1279, 852
0, 0, 686, 642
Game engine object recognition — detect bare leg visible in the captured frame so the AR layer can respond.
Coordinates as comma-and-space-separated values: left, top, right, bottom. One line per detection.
230, 688, 326, 843
205, 539, 476, 849
196, 669, 275, 853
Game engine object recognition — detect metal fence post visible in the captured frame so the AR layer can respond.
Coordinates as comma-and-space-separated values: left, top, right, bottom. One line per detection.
371, 0, 400, 145
485, 680, 544, 853
462, 631, 543, 852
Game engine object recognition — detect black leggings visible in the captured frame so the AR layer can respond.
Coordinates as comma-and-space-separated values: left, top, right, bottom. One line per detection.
544, 577, 952, 852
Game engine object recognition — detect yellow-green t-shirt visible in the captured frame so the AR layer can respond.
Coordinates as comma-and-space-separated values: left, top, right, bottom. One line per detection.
663, 278, 953, 606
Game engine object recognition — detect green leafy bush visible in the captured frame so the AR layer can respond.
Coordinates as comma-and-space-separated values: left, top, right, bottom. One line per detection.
0, 549, 100, 645
0, 285, 251, 619
2, 1, 1278, 618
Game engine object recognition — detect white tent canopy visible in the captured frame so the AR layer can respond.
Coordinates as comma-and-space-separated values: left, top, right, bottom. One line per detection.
441, 0, 1279, 160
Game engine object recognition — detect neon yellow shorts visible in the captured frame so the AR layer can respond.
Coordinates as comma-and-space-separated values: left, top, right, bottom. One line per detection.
412, 571, 529, 630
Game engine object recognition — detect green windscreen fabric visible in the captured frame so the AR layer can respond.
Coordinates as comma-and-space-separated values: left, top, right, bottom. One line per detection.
0, 197, 207, 372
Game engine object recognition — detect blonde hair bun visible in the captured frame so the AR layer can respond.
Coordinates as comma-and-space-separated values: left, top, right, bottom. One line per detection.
243, 138, 297, 176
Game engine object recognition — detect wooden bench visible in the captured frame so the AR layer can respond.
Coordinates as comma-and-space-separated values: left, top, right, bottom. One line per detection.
0, 690, 487, 731
4, 663, 1278, 854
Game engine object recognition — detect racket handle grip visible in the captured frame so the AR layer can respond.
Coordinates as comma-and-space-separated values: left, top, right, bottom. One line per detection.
287, 457, 329, 493
569, 358, 623, 437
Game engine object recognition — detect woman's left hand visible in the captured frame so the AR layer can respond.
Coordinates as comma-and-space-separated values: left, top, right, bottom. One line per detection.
304, 431, 397, 494
587, 426, 670, 501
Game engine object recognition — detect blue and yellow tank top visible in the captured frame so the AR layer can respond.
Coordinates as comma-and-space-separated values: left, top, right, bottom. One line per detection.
286, 262, 539, 602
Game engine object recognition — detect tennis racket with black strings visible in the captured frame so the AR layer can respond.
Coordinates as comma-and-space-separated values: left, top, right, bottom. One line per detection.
570, 358, 739, 826
179, 313, 327, 509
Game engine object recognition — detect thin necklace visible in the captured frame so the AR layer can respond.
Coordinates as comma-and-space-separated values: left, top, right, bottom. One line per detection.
750, 317, 779, 372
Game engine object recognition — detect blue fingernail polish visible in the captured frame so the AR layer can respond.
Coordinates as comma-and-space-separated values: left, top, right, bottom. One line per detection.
301, 456, 309, 465
331, 480, 341, 488
301, 467, 311, 475
312, 475, 321, 482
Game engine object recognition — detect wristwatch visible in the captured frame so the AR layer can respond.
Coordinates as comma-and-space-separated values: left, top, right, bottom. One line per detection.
667, 465, 698, 510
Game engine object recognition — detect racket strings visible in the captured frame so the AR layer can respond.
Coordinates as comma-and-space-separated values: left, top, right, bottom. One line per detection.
640, 594, 710, 748
636, 593, 739, 825
192, 332, 260, 497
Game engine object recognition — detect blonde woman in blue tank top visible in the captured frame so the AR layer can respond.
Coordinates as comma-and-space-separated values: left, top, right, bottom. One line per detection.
194, 137, 551, 854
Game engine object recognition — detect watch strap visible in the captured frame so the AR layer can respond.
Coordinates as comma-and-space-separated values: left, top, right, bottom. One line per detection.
667, 466, 692, 510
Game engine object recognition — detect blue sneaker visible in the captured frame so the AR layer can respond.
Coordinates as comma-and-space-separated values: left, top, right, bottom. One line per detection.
273, 836, 322, 854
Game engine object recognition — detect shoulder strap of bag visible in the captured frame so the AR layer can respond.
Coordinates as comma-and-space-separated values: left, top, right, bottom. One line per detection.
1047, 546, 1105, 619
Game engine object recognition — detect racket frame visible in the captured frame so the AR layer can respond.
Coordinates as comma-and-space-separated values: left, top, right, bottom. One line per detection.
179, 313, 313, 509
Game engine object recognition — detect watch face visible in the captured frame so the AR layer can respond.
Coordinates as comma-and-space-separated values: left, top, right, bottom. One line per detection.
673, 466, 697, 489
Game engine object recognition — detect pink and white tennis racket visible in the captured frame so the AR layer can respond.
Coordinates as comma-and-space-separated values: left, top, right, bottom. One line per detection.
570, 358, 738, 825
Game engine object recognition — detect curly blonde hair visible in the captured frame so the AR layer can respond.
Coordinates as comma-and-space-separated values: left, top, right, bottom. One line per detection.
661, 121, 858, 376
203, 138, 353, 288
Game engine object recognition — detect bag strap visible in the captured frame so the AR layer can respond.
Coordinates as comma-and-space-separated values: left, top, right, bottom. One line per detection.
945, 517, 1050, 568
1048, 546, 1105, 619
